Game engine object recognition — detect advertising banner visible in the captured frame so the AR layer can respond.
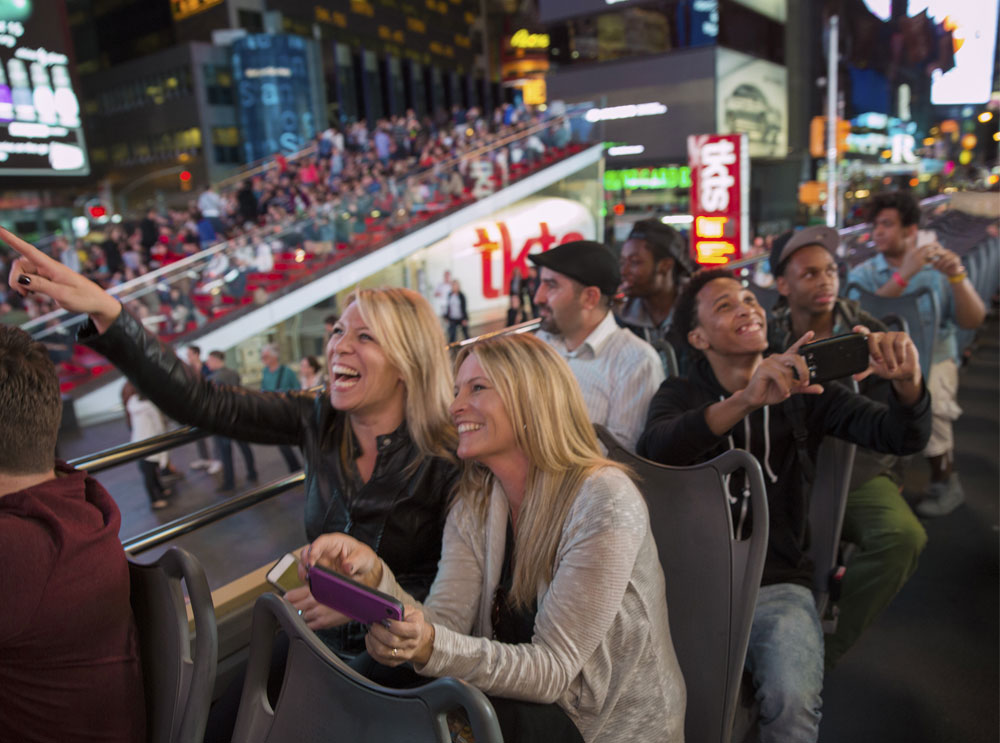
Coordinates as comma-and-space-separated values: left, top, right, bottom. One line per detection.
413, 197, 596, 321
688, 133, 749, 266
716, 47, 787, 159
232, 34, 318, 163
0, 0, 88, 176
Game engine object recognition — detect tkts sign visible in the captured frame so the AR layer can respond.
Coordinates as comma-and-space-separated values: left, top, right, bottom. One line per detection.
473, 221, 584, 298
687, 133, 749, 265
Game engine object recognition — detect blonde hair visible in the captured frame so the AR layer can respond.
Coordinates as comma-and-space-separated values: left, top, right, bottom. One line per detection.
345, 287, 457, 461
454, 333, 624, 608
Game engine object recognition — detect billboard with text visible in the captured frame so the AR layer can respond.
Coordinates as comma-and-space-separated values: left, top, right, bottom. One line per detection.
0, 0, 88, 177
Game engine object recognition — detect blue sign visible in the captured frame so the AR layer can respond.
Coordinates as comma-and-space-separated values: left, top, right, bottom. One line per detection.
232, 34, 317, 162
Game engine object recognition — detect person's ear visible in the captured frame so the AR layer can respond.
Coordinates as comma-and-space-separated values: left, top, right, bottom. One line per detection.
657, 257, 674, 278
776, 275, 790, 297
580, 285, 602, 310
688, 326, 710, 351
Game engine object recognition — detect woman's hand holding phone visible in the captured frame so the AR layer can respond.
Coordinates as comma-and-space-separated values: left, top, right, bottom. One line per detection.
304, 532, 383, 589
366, 606, 436, 668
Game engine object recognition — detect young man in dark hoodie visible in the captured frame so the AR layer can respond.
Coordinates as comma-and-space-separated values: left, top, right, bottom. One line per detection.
0, 325, 145, 742
638, 268, 931, 743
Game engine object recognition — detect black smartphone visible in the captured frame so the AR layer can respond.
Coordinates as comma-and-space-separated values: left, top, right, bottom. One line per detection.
797, 333, 870, 384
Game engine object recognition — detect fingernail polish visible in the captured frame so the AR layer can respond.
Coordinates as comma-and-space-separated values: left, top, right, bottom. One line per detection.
17, 275, 30, 286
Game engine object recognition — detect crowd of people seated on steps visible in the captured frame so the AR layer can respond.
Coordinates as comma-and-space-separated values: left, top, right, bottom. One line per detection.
1, 186, 995, 743
0, 101, 577, 382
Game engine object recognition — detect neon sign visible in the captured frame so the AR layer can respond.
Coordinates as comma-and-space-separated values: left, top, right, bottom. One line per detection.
604, 166, 691, 191
688, 133, 749, 265
510, 29, 549, 49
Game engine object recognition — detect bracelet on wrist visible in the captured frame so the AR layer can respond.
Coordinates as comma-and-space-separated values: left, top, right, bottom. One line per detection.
892, 271, 909, 289
948, 271, 967, 284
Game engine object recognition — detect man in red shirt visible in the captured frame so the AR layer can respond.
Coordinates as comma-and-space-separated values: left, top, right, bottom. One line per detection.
0, 324, 146, 742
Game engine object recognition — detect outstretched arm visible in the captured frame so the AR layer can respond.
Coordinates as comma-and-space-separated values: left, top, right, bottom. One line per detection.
5, 227, 313, 444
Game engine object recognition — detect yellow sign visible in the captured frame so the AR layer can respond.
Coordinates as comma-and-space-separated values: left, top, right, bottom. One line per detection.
350, 0, 375, 17
171, 0, 224, 21
522, 79, 547, 106
510, 29, 549, 50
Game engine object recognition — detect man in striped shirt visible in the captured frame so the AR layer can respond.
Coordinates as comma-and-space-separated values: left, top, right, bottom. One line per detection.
530, 241, 664, 452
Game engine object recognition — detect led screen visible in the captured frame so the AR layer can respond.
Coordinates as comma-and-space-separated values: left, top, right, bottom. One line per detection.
0, 0, 89, 176
907, 0, 999, 105
231, 34, 318, 163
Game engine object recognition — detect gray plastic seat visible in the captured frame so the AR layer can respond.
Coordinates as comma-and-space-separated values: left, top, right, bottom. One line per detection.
807, 435, 858, 632
845, 283, 939, 379
128, 546, 218, 743
650, 337, 680, 378
231, 592, 504, 743
595, 426, 768, 743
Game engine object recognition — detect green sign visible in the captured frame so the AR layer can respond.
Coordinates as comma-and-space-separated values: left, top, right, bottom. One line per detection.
604, 166, 692, 191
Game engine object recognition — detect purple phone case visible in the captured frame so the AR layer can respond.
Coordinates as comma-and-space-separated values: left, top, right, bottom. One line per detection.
308, 565, 404, 624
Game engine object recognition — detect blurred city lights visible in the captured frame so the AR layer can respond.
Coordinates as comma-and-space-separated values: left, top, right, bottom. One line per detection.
978, 111, 994, 123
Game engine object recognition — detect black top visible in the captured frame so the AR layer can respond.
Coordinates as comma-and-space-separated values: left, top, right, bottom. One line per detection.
637, 355, 931, 587
491, 517, 537, 645
82, 309, 459, 652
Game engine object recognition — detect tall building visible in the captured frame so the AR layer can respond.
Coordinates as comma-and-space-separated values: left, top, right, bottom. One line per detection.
65, 0, 496, 208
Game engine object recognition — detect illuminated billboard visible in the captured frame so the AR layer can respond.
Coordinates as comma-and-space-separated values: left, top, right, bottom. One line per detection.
908, 1, 999, 105
231, 34, 320, 163
688, 133, 749, 266
0, 0, 88, 176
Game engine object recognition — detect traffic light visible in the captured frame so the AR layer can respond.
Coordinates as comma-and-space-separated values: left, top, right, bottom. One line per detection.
179, 170, 192, 191
809, 116, 851, 158
88, 205, 107, 219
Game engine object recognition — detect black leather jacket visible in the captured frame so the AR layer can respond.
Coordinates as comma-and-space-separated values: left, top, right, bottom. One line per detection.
81, 309, 458, 606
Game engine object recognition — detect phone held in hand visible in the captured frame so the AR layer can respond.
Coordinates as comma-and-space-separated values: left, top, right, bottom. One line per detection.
266, 553, 306, 594
798, 333, 870, 384
308, 565, 405, 624
916, 229, 937, 250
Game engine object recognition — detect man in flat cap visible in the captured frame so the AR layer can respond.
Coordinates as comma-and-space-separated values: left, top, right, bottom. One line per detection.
530, 240, 664, 452
617, 219, 696, 346
767, 225, 927, 671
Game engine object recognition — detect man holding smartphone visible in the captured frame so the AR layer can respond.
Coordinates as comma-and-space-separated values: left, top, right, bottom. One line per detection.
849, 192, 986, 516
637, 268, 931, 743
767, 226, 927, 671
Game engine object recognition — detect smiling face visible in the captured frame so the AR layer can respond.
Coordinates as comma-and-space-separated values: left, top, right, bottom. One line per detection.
776, 245, 839, 317
687, 277, 768, 356
325, 303, 405, 416
450, 353, 519, 464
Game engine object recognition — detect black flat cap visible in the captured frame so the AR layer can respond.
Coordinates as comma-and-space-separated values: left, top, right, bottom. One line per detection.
529, 240, 620, 296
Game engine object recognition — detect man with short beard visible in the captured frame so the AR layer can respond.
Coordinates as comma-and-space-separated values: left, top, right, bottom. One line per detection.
530, 241, 663, 452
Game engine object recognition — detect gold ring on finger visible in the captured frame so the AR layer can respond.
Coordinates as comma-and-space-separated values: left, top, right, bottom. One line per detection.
392, 647, 398, 657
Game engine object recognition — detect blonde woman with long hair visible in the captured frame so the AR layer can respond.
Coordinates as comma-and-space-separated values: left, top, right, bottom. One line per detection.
4, 230, 458, 663
303, 333, 686, 743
